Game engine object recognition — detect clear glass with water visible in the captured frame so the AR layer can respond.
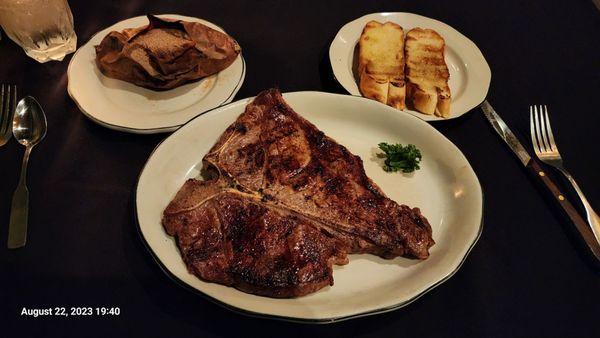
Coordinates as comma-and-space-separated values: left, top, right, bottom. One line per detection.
0, 0, 76, 63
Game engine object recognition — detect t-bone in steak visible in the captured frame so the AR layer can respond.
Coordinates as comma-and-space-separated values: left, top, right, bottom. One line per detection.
163, 180, 349, 298
162, 88, 434, 298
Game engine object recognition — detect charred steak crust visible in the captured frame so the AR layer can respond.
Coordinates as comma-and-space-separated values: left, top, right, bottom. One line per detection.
162, 88, 434, 298
203, 88, 434, 259
163, 179, 348, 298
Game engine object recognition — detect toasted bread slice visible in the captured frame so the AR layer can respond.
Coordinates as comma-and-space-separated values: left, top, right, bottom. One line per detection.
405, 28, 451, 118
358, 21, 406, 110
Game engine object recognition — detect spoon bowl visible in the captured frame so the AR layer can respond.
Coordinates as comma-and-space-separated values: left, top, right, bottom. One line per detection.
12, 96, 47, 147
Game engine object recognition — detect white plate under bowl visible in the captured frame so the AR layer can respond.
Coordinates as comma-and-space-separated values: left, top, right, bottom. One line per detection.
68, 14, 246, 134
136, 91, 483, 323
329, 12, 491, 121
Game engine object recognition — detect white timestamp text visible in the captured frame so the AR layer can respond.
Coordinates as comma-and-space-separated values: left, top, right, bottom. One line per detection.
20, 307, 121, 317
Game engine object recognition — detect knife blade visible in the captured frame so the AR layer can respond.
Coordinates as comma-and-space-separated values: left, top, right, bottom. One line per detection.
481, 100, 600, 262
480, 100, 531, 166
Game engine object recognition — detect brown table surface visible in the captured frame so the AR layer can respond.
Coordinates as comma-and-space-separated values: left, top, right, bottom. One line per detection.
1, 0, 599, 337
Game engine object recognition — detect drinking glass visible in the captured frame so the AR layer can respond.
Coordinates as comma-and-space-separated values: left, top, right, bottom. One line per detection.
0, 0, 76, 63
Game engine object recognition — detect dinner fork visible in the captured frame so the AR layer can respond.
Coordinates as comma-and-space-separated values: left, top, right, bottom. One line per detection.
530, 105, 600, 244
0, 84, 17, 147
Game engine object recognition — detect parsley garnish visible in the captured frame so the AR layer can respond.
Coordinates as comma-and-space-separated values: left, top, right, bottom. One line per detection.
378, 142, 422, 173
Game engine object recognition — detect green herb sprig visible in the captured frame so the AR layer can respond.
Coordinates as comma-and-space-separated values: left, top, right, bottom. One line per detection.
378, 142, 422, 173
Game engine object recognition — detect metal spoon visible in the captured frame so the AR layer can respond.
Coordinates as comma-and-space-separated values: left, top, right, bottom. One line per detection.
8, 96, 47, 249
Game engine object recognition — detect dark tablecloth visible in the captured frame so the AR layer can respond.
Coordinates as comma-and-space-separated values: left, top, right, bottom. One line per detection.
1, 1, 599, 337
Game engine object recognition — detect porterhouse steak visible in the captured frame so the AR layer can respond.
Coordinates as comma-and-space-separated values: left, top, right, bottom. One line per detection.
163, 89, 434, 298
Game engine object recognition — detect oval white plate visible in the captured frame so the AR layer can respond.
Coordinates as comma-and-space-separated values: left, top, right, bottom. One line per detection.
136, 91, 483, 322
329, 12, 491, 121
68, 14, 246, 134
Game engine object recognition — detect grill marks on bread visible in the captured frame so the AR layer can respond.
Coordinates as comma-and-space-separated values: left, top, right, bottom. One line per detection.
357, 22, 451, 118
358, 21, 406, 110
405, 28, 451, 117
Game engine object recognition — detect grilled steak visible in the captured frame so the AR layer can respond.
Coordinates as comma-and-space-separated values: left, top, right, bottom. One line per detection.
163, 179, 348, 298
163, 88, 434, 298
203, 89, 434, 258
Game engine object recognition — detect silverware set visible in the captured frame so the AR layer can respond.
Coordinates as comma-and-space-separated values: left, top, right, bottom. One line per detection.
1, 84, 47, 249
482, 100, 600, 261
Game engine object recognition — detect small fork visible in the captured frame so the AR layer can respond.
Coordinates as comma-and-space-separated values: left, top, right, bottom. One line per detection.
0, 84, 17, 147
530, 105, 600, 244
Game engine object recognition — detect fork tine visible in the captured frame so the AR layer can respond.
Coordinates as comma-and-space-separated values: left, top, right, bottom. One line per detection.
529, 106, 539, 153
540, 104, 552, 151
539, 105, 550, 151
542, 105, 552, 150
533, 105, 546, 152
543, 105, 557, 152
0, 84, 7, 133
538, 105, 550, 152
538, 105, 549, 151
5, 85, 12, 126
12, 85, 17, 110
2, 84, 16, 134
12, 85, 17, 128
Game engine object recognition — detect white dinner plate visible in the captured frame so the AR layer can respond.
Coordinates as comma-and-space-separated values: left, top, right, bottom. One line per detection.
67, 14, 246, 134
329, 12, 491, 121
135, 91, 483, 322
